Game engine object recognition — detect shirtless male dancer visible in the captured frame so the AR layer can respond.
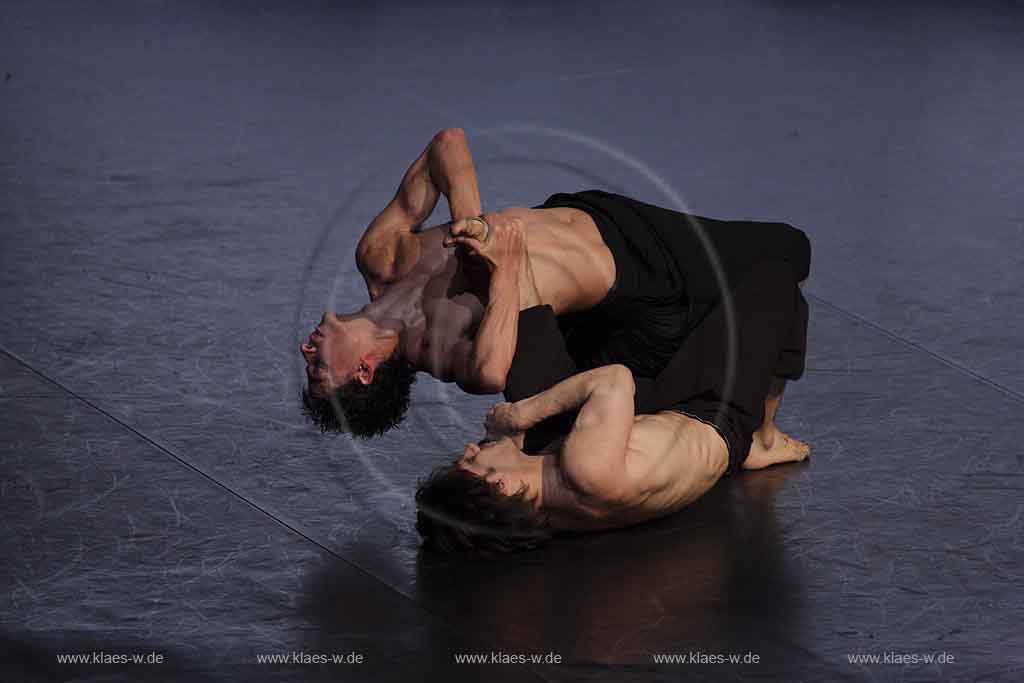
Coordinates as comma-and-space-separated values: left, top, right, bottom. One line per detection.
415, 259, 810, 553
299, 128, 810, 438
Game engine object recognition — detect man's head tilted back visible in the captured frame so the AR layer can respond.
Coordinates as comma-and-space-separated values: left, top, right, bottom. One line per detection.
299, 311, 416, 437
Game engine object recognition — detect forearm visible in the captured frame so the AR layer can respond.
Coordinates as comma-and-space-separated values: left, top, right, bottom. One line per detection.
426, 128, 481, 220
386, 128, 480, 229
357, 129, 480, 284
515, 365, 625, 429
468, 269, 520, 392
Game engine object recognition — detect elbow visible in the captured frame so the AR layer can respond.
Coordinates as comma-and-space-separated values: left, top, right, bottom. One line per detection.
475, 364, 508, 395
434, 127, 467, 145
590, 364, 635, 398
573, 474, 634, 514
606, 364, 636, 392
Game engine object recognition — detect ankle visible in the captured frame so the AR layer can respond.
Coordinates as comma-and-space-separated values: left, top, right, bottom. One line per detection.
755, 422, 778, 449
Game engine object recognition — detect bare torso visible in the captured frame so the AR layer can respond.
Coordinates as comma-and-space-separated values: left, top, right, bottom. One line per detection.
369, 206, 616, 382
542, 412, 729, 531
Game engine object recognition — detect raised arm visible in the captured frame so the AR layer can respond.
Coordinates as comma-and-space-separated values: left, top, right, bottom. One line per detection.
355, 128, 482, 295
502, 364, 637, 506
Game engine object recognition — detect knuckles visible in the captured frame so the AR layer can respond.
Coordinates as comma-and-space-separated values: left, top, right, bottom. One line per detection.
450, 213, 524, 254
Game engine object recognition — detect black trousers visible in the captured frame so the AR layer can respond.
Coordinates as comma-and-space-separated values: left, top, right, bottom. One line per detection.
506, 261, 807, 471
637, 259, 804, 471
532, 190, 811, 379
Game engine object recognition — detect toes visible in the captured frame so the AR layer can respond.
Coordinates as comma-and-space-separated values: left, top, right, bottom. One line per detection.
781, 434, 811, 461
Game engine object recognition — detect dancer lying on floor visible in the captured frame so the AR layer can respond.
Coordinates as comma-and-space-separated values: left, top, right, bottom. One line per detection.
415, 260, 810, 553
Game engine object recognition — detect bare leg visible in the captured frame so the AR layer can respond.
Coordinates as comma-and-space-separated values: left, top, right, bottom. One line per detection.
742, 377, 811, 470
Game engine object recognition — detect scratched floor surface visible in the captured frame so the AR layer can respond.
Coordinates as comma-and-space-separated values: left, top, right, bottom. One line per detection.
1, 1, 1022, 681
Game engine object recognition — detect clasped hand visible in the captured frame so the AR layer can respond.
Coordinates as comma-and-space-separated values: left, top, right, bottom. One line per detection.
443, 213, 525, 274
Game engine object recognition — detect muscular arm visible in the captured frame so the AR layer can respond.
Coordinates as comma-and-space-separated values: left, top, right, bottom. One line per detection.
505, 304, 675, 416
515, 365, 637, 507
450, 217, 531, 394
356, 128, 481, 293
453, 261, 521, 394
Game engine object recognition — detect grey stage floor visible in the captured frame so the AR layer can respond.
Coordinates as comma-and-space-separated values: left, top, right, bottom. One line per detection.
1, 1, 1022, 681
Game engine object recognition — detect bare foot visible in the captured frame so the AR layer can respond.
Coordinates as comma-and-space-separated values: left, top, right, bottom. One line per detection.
743, 423, 811, 470
741, 379, 810, 470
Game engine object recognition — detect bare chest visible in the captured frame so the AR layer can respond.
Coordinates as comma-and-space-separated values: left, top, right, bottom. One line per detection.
409, 250, 488, 377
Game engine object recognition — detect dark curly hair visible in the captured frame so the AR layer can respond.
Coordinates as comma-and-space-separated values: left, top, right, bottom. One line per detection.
415, 463, 552, 554
301, 353, 417, 438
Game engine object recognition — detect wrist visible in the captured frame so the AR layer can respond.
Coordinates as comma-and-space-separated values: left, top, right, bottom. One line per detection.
450, 201, 482, 222
490, 263, 520, 288
511, 399, 536, 429
519, 285, 540, 309
511, 402, 532, 431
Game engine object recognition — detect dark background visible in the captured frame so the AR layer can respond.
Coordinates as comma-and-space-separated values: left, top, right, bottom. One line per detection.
2, 1, 1021, 681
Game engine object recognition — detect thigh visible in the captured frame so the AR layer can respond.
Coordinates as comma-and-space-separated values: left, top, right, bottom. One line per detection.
603, 193, 810, 292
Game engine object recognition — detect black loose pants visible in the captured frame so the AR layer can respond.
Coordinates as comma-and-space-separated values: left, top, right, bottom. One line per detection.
506, 261, 808, 472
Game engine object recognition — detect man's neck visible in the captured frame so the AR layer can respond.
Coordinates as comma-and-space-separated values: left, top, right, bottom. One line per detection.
360, 283, 418, 342
341, 299, 405, 365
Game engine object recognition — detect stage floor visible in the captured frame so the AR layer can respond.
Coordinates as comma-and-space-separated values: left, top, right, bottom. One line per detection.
2, 1, 1021, 680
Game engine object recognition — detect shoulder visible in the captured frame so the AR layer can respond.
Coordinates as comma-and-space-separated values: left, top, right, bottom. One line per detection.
358, 224, 452, 295
357, 232, 419, 288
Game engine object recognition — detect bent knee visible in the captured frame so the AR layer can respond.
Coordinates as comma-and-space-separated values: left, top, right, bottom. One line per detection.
764, 222, 811, 282
786, 225, 811, 282
747, 258, 798, 290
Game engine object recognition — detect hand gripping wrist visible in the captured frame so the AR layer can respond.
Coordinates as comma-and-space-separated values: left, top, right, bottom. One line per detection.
467, 215, 490, 243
